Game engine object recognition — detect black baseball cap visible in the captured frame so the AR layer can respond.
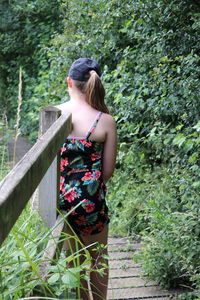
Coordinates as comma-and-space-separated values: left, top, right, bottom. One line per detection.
68, 58, 101, 82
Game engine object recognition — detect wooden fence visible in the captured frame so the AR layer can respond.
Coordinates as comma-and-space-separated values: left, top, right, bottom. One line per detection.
0, 106, 71, 282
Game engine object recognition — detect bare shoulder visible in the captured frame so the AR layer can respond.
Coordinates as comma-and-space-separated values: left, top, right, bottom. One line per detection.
101, 113, 116, 129
55, 102, 71, 114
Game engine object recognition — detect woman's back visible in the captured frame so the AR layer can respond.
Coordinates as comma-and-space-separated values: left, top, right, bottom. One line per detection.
57, 100, 113, 143
61, 111, 104, 171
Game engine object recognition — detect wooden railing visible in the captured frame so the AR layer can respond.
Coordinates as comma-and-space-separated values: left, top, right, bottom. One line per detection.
0, 106, 71, 282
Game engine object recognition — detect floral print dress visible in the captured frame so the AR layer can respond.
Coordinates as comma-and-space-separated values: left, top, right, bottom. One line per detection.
59, 111, 109, 236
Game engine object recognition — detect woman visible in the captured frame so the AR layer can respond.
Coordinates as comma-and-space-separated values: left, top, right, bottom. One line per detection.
57, 58, 117, 300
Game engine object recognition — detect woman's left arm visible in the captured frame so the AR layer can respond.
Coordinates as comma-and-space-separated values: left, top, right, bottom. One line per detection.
102, 115, 117, 183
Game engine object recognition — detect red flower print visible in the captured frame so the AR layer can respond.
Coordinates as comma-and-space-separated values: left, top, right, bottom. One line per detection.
81, 140, 92, 147
63, 188, 78, 202
60, 157, 69, 171
96, 221, 104, 232
60, 147, 66, 155
81, 170, 101, 182
60, 176, 65, 190
69, 168, 89, 174
67, 206, 78, 215
93, 170, 101, 179
81, 172, 93, 181
81, 226, 93, 235
76, 216, 86, 225
90, 153, 101, 161
82, 199, 95, 213
61, 186, 66, 194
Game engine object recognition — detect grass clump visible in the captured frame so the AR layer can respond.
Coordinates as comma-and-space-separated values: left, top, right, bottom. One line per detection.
0, 205, 96, 299
0, 203, 108, 299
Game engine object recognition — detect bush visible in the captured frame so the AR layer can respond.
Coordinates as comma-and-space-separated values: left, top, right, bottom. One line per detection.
1, 0, 200, 294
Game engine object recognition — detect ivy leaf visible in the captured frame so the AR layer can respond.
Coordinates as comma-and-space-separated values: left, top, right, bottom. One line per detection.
62, 272, 79, 287
172, 134, 186, 147
47, 273, 60, 284
193, 121, 200, 132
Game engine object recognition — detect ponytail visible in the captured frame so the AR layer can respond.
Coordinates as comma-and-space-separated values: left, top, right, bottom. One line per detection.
73, 71, 109, 114
85, 71, 109, 114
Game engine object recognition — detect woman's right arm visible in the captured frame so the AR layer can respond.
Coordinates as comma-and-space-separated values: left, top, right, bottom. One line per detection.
102, 115, 117, 183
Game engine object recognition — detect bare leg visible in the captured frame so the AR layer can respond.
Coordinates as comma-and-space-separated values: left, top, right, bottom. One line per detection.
79, 226, 109, 300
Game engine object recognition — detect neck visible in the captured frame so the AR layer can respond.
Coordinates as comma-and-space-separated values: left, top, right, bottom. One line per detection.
69, 88, 85, 101
69, 89, 92, 109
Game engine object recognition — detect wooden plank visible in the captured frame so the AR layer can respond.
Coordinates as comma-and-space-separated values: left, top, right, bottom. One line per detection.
108, 296, 176, 300
108, 239, 187, 300
0, 112, 71, 245
109, 277, 156, 288
108, 243, 141, 252
107, 286, 180, 299
108, 237, 136, 245
110, 259, 140, 269
38, 107, 61, 227
109, 252, 134, 260
109, 267, 142, 278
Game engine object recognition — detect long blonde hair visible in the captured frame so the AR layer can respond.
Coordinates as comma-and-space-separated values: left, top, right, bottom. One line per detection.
74, 71, 109, 114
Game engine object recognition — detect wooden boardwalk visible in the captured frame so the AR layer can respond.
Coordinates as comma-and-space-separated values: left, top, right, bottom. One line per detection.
108, 237, 184, 300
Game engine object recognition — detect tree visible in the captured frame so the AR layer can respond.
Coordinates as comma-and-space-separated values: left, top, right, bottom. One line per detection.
0, 0, 63, 119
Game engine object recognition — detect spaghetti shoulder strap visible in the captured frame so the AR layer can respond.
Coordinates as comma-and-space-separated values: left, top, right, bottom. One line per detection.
86, 111, 103, 139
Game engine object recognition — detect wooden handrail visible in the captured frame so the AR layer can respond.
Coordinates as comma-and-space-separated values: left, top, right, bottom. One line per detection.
0, 110, 71, 245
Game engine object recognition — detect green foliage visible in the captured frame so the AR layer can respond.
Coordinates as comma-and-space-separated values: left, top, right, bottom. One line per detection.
134, 166, 200, 287
0, 206, 46, 299
0, 0, 64, 137
178, 291, 200, 300
0, 205, 94, 299
1, 0, 200, 295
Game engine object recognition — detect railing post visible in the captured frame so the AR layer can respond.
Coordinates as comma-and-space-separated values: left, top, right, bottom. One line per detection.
38, 106, 62, 228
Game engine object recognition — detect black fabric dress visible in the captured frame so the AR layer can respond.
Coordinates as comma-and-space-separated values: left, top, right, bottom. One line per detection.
59, 111, 109, 236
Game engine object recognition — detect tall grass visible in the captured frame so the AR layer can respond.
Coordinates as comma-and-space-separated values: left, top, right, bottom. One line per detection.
0, 205, 97, 299
13, 67, 22, 166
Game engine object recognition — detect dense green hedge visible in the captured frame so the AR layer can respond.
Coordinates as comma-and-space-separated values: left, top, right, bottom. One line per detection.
0, 0, 64, 134
1, 0, 200, 296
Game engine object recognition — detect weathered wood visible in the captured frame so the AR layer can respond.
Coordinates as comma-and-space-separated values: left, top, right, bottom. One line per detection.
109, 251, 134, 260
109, 259, 140, 269
109, 267, 142, 278
109, 277, 156, 288
39, 106, 62, 136
0, 112, 71, 245
108, 242, 141, 251
107, 238, 187, 300
38, 107, 62, 227
107, 286, 179, 299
